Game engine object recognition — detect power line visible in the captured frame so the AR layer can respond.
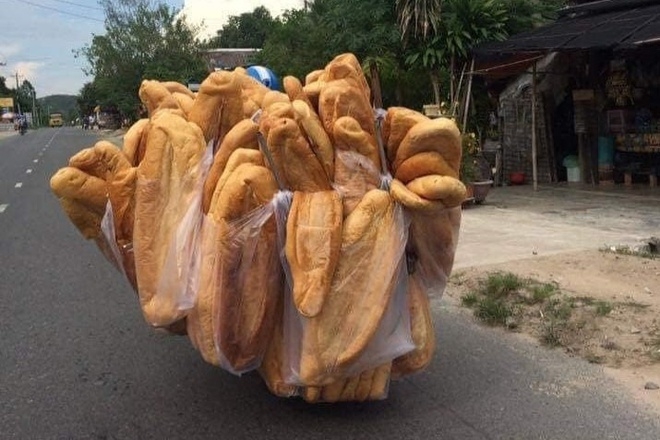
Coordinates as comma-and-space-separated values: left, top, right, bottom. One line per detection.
11, 0, 104, 22
51, 0, 103, 11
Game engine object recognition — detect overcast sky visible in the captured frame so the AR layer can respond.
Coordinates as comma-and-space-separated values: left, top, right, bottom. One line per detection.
0, 0, 304, 98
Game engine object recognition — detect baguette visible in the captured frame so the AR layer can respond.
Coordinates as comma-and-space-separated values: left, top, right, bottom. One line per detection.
188, 70, 243, 144
393, 118, 461, 172
50, 167, 108, 239
188, 163, 280, 369
292, 99, 334, 181
391, 274, 435, 378
299, 190, 404, 384
133, 110, 207, 327
202, 119, 260, 213
382, 107, 428, 163
122, 118, 149, 167
266, 117, 331, 192
394, 151, 457, 183
285, 190, 343, 318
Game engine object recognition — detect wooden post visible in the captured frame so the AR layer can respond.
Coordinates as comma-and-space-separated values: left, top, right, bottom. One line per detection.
532, 62, 538, 191
462, 58, 476, 131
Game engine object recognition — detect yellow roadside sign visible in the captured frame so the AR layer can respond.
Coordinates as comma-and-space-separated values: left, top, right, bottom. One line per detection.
0, 97, 14, 108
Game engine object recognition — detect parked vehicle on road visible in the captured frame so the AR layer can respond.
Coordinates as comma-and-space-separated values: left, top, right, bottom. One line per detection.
49, 113, 64, 128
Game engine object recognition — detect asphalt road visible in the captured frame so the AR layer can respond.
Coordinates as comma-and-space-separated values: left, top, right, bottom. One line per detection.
1, 127, 659, 439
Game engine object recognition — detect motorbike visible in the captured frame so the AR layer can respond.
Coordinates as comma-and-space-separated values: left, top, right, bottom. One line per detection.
19, 122, 27, 135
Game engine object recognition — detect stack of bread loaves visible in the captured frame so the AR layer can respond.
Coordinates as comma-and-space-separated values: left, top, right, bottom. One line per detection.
50, 53, 465, 403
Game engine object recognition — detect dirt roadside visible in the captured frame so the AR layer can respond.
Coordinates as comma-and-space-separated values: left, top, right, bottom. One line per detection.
450, 184, 660, 412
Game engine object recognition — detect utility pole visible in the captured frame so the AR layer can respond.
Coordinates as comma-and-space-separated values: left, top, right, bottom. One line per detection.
14, 71, 22, 114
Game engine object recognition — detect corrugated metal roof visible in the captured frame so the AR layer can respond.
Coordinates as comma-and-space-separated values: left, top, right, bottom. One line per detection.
474, 1, 660, 55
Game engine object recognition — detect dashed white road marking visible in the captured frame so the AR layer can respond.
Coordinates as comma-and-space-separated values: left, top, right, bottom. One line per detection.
0, 204, 7, 213
26, 169, 33, 174
33, 159, 38, 163
15, 182, 23, 188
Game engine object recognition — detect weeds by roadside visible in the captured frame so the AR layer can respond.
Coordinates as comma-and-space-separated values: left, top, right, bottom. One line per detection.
454, 271, 658, 366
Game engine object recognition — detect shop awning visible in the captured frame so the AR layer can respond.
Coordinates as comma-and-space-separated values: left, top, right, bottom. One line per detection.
475, 0, 660, 58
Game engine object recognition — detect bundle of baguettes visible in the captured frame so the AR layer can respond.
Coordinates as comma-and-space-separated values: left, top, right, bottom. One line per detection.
49, 52, 465, 403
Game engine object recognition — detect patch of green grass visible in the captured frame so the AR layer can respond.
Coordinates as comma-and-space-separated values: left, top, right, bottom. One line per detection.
461, 292, 479, 307
481, 272, 526, 299
474, 297, 513, 326
526, 283, 557, 305
540, 298, 573, 347
595, 301, 613, 316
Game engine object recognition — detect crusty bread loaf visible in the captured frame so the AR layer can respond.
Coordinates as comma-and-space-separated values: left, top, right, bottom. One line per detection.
187, 70, 243, 144
393, 117, 461, 172
202, 119, 260, 213
299, 189, 403, 385
266, 117, 331, 192
258, 314, 298, 398
382, 107, 428, 163
122, 118, 149, 167
138, 80, 173, 116
50, 167, 108, 239
391, 275, 435, 378
162, 81, 195, 98
172, 92, 194, 118
203, 147, 264, 214
286, 190, 343, 318
305, 69, 325, 85
237, 72, 270, 108
133, 110, 207, 327
408, 207, 462, 296
292, 99, 334, 181
188, 163, 280, 369
406, 175, 467, 208
258, 101, 295, 140
261, 90, 291, 110
333, 116, 380, 171
284, 76, 312, 107
319, 79, 374, 140
324, 53, 371, 104
69, 141, 136, 244
334, 150, 380, 217
394, 151, 457, 183
389, 179, 447, 212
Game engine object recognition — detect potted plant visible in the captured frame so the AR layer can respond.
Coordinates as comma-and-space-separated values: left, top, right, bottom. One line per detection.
461, 132, 494, 205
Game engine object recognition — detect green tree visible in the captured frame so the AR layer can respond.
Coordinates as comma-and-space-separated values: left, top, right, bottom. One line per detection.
396, 0, 444, 42
0, 76, 11, 97
16, 79, 36, 114
258, 0, 405, 107
209, 6, 276, 48
76, 0, 209, 119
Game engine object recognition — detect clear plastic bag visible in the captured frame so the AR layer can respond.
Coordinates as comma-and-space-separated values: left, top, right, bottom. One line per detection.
94, 200, 137, 291
209, 201, 283, 375
332, 150, 380, 216
133, 142, 213, 327
407, 206, 462, 297
281, 189, 415, 387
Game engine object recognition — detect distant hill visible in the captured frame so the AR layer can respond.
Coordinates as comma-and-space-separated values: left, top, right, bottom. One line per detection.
39, 94, 77, 117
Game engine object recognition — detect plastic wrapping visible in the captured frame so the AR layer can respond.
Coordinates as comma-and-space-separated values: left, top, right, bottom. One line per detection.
133, 142, 213, 327
407, 206, 462, 297
332, 150, 380, 216
94, 200, 137, 291
281, 189, 415, 387
209, 201, 282, 374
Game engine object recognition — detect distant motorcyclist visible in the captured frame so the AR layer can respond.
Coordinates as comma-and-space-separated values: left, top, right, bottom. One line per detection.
18, 115, 28, 135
